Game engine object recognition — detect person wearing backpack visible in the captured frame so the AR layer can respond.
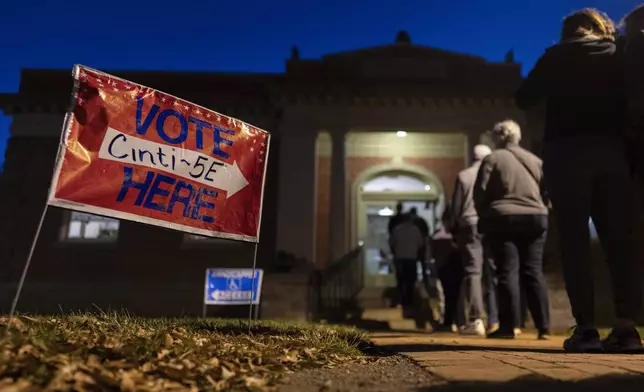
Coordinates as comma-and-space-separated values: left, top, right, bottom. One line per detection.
515, 8, 642, 353
473, 120, 551, 341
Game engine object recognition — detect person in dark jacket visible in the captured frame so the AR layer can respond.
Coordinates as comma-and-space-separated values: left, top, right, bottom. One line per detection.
388, 202, 407, 235
516, 8, 642, 353
431, 204, 465, 331
409, 207, 430, 239
388, 202, 407, 306
622, 5, 644, 181
473, 120, 551, 341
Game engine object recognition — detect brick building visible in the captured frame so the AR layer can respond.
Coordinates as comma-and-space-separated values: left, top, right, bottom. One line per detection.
0, 32, 592, 328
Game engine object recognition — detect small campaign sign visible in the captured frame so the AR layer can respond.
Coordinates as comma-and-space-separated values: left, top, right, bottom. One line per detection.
205, 268, 264, 305
47, 65, 270, 242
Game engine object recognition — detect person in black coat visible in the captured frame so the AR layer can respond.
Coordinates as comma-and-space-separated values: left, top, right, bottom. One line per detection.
515, 8, 642, 353
387, 202, 407, 307
622, 5, 644, 180
431, 204, 464, 331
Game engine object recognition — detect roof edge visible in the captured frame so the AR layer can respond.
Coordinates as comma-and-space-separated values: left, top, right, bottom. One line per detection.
18, 67, 285, 78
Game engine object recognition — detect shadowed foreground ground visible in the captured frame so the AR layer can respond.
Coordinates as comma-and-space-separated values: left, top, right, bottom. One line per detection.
420, 373, 644, 392
371, 331, 644, 392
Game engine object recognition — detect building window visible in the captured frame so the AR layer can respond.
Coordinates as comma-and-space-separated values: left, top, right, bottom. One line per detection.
183, 234, 228, 245
64, 211, 119, 241
186, 234, 211, 241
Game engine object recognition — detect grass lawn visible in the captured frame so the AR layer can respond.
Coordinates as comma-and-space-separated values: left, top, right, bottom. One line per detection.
0, 313, 370, 391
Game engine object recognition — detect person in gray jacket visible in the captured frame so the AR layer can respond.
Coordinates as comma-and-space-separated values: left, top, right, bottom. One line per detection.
450, 144, 497, 336
474, 120, 551, 341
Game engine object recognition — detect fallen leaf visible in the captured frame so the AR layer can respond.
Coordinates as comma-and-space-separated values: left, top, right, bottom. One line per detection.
193, 337, 208, 347
244, 376, 267, 388
72, 370, 97, 387
0, 379, 32, 392
120, 372, 136, 392
179, 349, 194, 360
86, 354, 101, 368
17, 345, 34, 357
304, 348, 318, 357
205, 375, 218, 386
9, 318, 24, 330
182, 359, 196, 369
221, 366, 235, 380
280, 350, 299, 363
87, 368, 121, 388
164, 333, 174, 347
141, 362, 155, 373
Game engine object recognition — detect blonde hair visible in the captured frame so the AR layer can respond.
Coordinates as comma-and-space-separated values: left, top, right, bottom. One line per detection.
561, 8, 616, 42
491, 120, 522, 146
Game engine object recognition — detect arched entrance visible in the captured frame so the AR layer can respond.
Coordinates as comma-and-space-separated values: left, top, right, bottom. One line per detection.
353, 165, 445, 288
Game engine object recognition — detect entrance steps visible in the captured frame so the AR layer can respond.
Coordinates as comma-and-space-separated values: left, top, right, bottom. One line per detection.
361, 307, 420, 331
356, 287, 393, 309
356, 287, 421, 331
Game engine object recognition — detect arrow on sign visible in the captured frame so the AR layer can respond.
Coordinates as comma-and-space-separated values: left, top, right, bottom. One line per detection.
217, 161, 249, 198
98, 127, 249, 198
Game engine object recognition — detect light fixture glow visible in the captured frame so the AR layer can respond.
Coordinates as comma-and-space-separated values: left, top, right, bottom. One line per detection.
424, 184, 431, 191
396, 130, 407, 138
378, 207, 395, 216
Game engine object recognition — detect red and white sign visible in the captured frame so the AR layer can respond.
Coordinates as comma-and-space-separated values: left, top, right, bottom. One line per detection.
48, 65, 270, 243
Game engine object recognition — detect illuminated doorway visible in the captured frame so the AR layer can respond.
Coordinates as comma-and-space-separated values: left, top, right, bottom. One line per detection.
356, 171, 443, 288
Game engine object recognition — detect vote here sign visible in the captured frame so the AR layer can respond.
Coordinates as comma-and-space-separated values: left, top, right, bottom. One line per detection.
47, 65, 270, 242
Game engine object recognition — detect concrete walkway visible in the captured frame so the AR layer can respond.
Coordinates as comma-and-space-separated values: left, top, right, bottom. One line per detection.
372, 331, 644, 390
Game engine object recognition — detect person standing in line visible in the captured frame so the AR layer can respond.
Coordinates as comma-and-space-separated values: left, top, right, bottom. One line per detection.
409, 207, 431, 281
473, 120, 551, 341
449, 144, 497, 336
483, 249, 501, 334
431, 204, 465, 332
389, 213, 425, 318
516, 8, 642, 353
409, 207, 430, 239
623, 5, 644, 186
388, 202, 407, 307
388, 202, 407, 235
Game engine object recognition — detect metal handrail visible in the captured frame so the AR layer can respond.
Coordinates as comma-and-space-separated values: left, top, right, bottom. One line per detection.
308, 245, 364, 322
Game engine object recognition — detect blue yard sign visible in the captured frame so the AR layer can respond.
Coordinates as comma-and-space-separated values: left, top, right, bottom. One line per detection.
204, 268, 264, 305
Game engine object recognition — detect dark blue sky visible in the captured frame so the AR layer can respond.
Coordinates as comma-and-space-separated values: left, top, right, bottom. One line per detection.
0, 0, 638, 169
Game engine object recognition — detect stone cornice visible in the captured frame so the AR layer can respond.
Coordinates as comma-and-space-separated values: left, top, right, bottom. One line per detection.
282, 94, 516, 109
1, 91, 518, 116
0, 100, 68, 115
0, 94, 279, 119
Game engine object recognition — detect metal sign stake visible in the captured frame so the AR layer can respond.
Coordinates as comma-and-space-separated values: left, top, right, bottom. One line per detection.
5, 204, 50, 335
248, 242, 259, 334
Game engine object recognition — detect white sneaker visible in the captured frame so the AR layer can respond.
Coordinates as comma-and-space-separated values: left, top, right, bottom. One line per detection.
459, 319, 486, 337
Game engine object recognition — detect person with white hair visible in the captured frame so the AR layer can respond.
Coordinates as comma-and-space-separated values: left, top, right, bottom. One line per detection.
516, 8, 642, 353
473, 120, 551, 341
449, 143, 496, 336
